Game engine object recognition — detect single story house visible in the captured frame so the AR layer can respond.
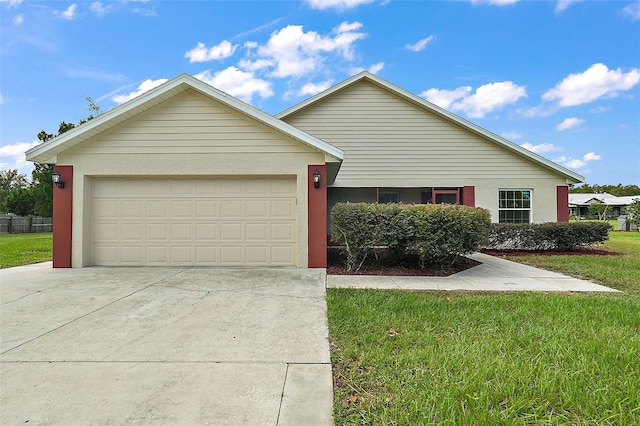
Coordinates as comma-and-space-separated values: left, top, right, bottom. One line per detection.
569, 193, 640, 219
26, 72, 583, 268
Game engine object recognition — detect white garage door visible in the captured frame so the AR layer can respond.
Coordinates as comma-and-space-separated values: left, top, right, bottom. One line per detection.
92, 177, 297, 266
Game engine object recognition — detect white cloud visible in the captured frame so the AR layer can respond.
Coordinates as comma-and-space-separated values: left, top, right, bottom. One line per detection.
241, 21, 366, 78
185, 40, 238, 63
0, 0, 23, 8
556, 151, 601, 169
555, 0, 582, 13
0, 141, 39, 171
406, 36, 435, 52
502, 130, 523, 140
542, 63, 640, 107
305, 0, 375, 10
12, 13, 23, 24
422, 81, 526, 118
350, 62, 385, 75
470, 0, 520, 5
90, 2, 109, 16
112, 78, 168, 104
195, 67, 273, 104
285, 79, 334, 99
421, 86, 471, 110
623, 0, 640, 20
556, 117, 585, 131
59, 3, 77, 20
521, 142, 557, 153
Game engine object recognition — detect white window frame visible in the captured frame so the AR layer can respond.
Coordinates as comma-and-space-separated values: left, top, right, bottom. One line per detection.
498, 189, 532, 223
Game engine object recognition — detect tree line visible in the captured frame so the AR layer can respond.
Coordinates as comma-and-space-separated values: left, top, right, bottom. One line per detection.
570, 184, 640, 196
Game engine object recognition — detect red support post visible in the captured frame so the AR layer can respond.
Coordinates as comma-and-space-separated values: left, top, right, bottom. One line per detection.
52, 166, 73, 268
307, 165, 327, 268
556, 185, 569, 222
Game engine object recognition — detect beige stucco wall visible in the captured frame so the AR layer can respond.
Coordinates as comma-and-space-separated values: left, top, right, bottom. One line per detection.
57, 89, 325, 267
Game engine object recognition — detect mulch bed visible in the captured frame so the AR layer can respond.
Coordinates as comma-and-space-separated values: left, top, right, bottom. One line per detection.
327, 250, 480, 276
327, 246, 623, 277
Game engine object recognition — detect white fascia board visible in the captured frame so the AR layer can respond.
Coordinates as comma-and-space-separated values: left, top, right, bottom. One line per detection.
278, 71, 584, 184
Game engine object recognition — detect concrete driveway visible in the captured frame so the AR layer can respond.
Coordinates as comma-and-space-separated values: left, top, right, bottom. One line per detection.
0, 263, 333, 425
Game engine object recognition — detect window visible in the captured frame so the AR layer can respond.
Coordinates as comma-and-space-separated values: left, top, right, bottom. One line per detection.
378, 192, 399, 203
498, 190, 531, 223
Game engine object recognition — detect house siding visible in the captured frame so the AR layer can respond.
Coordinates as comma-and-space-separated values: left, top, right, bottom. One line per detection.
58, 89, 325, 267
282, 81, 567, 223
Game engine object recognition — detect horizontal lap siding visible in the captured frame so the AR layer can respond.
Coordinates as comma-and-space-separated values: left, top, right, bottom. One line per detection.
73, 89, 313, 155
283, 82, 554, 187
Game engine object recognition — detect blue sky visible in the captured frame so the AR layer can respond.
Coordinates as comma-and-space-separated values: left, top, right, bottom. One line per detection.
1, 0, 639, 185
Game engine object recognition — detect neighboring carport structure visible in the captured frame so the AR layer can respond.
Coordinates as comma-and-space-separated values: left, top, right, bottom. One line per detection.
26, 74, 343, 268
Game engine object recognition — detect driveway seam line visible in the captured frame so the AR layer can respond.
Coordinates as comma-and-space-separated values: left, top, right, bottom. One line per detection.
0, 268, 191, 356
276, 362, 289, 426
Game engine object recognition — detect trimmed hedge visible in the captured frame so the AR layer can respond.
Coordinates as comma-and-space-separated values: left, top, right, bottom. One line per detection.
330, 203, 491, 272
483, 222, 611, 251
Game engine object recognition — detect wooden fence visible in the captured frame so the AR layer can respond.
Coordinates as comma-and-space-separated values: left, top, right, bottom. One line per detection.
0, 216, 53, 234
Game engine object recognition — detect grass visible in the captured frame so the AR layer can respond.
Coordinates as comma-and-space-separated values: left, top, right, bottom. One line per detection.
0, 232, 52, 268
506, 231, 640, 295
328, 231, 640, 424
328, 290, 640, 425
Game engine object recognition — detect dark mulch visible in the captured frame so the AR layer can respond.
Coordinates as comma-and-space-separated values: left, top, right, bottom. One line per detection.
480, 247, 623, 257
327, 249, 480, 276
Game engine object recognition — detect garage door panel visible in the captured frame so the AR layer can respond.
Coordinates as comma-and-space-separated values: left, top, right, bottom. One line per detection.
170, 200, 193, 217
195, 223, 217, 240
93, 177, 296, 266
246, 223, 268, 241
121, 223, 143, 241
195, 200, 218, 217
220, 223, 242, 241
122, 200, 143, 218
95, 223, 119, 241
271, 200, 295, 217
94, 200, 119, 219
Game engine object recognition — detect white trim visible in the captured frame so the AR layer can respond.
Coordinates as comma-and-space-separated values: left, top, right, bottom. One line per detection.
277, 71, 584, 184
498, 188, 533, 224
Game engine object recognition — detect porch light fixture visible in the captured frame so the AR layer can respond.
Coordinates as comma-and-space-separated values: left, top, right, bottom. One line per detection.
313, 169, 321, 188
51, 170, 64, 189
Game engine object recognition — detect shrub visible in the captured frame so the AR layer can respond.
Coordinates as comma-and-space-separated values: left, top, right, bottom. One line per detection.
330, 203, 491, 272
484, 222, 611, 251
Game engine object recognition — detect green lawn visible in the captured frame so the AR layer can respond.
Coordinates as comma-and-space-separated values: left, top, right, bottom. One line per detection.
0, 232, 52, 268
328, 231, 640, 425
506, 231, 640, 295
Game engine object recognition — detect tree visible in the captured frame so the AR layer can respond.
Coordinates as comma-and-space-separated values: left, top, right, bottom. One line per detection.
0, 169, 29, 213
588, 200, 609, 220
570, 184, 640, 196
626, 199, 640, 228
4, 187, 36, 216
31, 164, 53, 217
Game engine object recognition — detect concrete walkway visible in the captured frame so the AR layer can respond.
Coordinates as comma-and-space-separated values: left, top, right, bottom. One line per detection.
328, 252, 619, 292
0, 264, 333, 425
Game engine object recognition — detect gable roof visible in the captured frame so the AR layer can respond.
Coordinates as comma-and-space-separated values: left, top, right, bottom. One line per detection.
277, 71, 584, 184
26, 73, 344, 164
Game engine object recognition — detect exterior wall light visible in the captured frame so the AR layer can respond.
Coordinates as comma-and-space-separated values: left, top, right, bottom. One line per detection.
51, 170, 65, 189
313, 169, 321, 188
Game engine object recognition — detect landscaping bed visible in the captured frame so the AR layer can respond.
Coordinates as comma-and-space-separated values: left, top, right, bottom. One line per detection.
327, 248, 480, 276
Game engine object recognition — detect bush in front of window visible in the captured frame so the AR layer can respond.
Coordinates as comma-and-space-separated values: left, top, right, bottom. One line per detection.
330, 202, 491, 272
483, 222, 611, 251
